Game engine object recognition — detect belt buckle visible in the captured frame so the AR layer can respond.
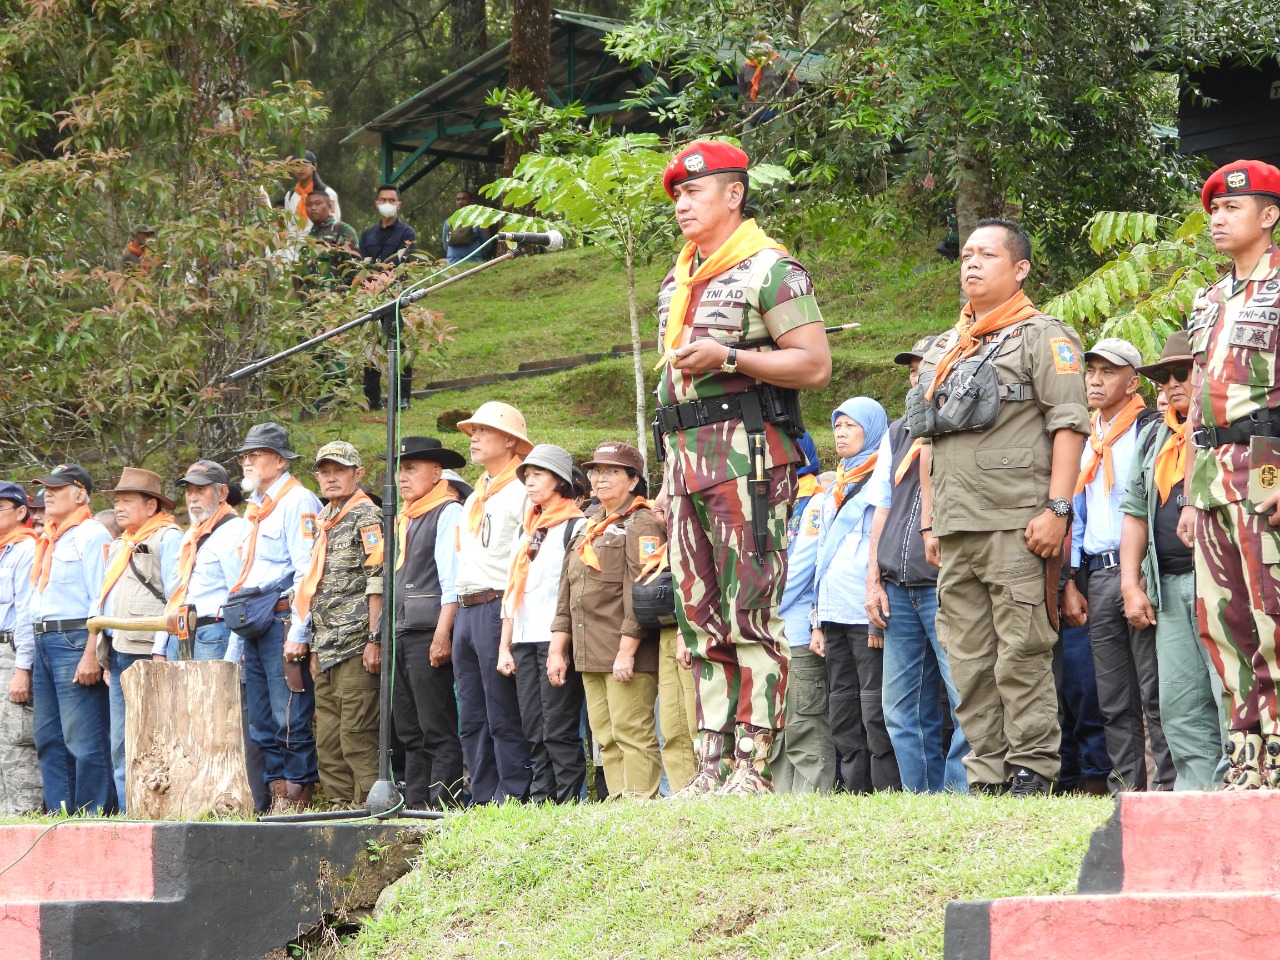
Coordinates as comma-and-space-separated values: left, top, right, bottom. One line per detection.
1190, 428, 1211, 449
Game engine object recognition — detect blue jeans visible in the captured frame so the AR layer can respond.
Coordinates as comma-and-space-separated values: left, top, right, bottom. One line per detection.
32, 630, 113, 814
163, 621, 231, 662
881, 582, 969, 793
109, 648, 150, 812
242, 617, 317, 786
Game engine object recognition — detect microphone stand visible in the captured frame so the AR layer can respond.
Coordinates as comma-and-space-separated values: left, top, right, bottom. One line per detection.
225, 248, 516, 823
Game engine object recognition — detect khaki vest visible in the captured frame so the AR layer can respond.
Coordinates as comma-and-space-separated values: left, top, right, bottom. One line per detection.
105, 526, 174, 655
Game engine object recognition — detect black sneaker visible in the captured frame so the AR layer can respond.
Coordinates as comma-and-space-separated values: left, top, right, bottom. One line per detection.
1008, 768, 1053, 797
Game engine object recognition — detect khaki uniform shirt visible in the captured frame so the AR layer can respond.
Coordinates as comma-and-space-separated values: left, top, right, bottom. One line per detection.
920, 312, 1089, 536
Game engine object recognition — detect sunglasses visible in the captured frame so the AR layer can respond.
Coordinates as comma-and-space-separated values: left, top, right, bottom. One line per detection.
1152, 366, 1190, 385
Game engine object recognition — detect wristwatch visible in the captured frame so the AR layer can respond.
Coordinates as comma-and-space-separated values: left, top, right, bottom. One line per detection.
721, 347, 738, 374
1046, 498, 1073, 520
367, 632, 382, 646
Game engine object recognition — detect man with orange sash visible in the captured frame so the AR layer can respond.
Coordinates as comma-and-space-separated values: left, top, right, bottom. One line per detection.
653, 141, 831, 794
92, 468, 182, 812
453, 402, 534, 804
28, 464, 114, 813
0, 481, 42, 813
294, 442, 384, 808
918, 218, 1089, 796
1061, 338, 1171, 791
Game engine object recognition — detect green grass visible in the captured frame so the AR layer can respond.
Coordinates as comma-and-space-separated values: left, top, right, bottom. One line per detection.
337, 793, 1111, 960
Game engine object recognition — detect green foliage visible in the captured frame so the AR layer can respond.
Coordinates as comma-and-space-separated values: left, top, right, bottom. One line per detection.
1044, 208, 1225, 359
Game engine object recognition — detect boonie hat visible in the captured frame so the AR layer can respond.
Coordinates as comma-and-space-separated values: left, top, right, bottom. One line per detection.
0, 482, 28, 508
1084, 337, 1143, 370
1136, 331, 1194, 380
583, 442, 645, 475
894, 334, 939, 366
378, 436, 467, 468
441, 469, 474, 501
314, 440, 362, 469
235, 422, 300, 461
108, 467, 175, 510
456, 402, 534, 456
34, 464, 93, 494
663, 141, 750, 200
1201, 159, 1280, 212
517, 444, 576, 487
131, 224, 156, 236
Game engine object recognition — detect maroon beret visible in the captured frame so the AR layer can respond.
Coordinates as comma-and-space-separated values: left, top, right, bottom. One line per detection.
662, 141, 750, 200
1201, 159, 1280, 212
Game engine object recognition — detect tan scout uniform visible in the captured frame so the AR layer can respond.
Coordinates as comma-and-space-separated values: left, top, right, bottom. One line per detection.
922, 316, 1089, 783
551, 493, 665, 798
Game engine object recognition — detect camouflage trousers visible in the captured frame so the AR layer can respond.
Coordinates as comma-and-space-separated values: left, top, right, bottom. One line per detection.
669, 466, 794, 733
1194, 499, 1280, 735
0, 643, 42, 814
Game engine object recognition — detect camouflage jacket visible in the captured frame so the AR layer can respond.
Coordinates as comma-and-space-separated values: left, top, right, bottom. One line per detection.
295, 216, 359, 290
656, 247, 823, 494
1187, 244, 1280, 508
311, 497, 384, 670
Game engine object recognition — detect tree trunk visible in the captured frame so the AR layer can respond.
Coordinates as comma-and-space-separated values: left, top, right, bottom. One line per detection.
502, 0, 551, 176
451, 0, 488, 67
954, 139, 997, 247
122, 660, 254, 819
625, 246, 650, 471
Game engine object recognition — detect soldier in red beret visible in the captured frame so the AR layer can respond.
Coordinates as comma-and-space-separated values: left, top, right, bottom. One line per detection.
1177, 159, 1280, 788
653, 140, 832, 794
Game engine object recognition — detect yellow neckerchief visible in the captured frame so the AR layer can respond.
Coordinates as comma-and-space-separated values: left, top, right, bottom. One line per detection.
98, 512, 180, 610
1153, 406, 1188, 505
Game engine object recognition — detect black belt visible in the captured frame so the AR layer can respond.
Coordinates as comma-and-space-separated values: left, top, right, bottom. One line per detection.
1087, 552, 1120, 572
0, 631, 12, 646
654, 395, 747, 435
1192, 410, 1280, 449
195, 616, 222, 628
33, 618, 88, 635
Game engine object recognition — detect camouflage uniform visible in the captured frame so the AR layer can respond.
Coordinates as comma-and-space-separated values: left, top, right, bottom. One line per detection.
0, 533, 41, 814
310, 496, 384, 807
295, 216, 359, 290
656, 250, 823, 750
1186, 245, 1280, 747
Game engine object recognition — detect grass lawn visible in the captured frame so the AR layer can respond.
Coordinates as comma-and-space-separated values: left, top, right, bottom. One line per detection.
337, 793, 1112, 960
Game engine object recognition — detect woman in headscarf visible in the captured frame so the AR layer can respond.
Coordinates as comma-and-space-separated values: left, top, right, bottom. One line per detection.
812, 397, 902, 794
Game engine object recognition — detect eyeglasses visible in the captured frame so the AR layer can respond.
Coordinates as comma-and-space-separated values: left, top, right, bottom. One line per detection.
240, 451, 274, 463
1152, 366, 1190, 385
0, 505, 19, 514
587, 467, 625, 480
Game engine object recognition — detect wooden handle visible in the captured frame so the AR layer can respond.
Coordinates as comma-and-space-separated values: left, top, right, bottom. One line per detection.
87, 616, 170, 633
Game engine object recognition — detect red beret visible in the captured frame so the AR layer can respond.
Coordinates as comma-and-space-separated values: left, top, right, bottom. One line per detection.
662, 141, 750, 200
1201, 159, 1280, 212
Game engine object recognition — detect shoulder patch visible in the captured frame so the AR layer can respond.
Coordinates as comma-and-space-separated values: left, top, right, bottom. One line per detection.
1050, 337, 1080, 374
639, 535, 661, 558
300, 514, 318, 539
359, 524, 382, 555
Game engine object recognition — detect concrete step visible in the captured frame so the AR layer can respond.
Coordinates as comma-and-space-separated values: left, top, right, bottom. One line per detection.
1078, 791, 1280, 894
946, 891, 1276, 960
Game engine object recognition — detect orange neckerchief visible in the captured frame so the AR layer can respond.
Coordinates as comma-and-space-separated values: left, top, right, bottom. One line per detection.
1153, 407, 1188, 505
831, 455, 879, 510
31, 504, 91, 591
578, 497, 651, 570
166, 502, 236, 615
229, 475, 302, 593
797, 473, 821, 501
745, 51, 778, 101
655, 219, 787, 370
396, 479, 460, 571
894, 438, 923, 485
295, 490, 374, 620
1075, 395, 1147, 496
98, 512, 180, 611
292, 179, 315, 221
503, 498, 584, 617
0, 527, 35, 554
926, 291, 1040, 401
125, 240, 147, 260
466, 457, 522, 536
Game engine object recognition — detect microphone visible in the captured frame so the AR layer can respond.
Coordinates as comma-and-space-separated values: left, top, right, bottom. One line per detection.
497, 230, 564, 251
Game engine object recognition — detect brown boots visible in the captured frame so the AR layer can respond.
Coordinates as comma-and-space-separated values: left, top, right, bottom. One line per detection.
718, 725, 776, 796
268, 779, 315, 814
671, 731, 733, 798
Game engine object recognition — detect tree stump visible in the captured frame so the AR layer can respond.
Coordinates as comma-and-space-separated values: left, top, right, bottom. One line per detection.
121, 660, 253, 819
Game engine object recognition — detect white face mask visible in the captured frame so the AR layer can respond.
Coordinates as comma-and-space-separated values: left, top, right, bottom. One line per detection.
377, 202, 399, 219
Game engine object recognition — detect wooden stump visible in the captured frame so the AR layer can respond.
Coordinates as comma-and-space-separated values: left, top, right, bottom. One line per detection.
121, 660, 253, 819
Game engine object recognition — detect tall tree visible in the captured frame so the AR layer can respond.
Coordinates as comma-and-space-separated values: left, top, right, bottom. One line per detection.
502, 0, 552, 175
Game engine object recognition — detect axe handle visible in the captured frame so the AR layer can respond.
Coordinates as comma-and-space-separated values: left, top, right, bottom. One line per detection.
87, 616, 170, 633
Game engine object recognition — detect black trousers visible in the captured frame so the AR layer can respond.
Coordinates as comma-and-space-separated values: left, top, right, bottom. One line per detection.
1085, 566, 1175, 791
363, 364, 413, 410
392, 629, 464, 808
513, 642, 586, 803
823, 622, 901, 793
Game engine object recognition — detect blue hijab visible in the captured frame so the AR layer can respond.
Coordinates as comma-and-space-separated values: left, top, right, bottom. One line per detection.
817, 397, 888, 578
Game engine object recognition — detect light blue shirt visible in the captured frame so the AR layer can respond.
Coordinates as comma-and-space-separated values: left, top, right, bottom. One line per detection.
1071, 413, 1143, 568
0, 538, 35, 669
434, 501, 462, 606
864, 430, 895, 511
183, 515, 250, 618
30, 518, 113, 624
814, 483, 875, 626
779, 491, 823, 648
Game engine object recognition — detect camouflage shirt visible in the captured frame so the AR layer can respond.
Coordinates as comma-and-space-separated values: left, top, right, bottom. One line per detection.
656, 248, 823, 494
310, 497, 384, 670
1187, 244, 1280, 508
296, 216, 359, 290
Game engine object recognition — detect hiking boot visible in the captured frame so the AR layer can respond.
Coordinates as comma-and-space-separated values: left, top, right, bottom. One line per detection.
1226, 732, 1264, 790
1007, 768, 1053, 797
670, 731, 732, 798
717, 726, 777, 796
969, 782, 1009, 797
1264, 735, 1280, 790
268, 779, 290, 815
